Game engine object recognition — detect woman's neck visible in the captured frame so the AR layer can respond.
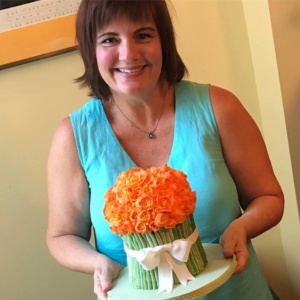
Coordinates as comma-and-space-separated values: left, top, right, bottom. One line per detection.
109, 83, 174, 126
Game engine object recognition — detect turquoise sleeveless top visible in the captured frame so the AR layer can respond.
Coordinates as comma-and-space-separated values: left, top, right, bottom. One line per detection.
70, 81, 272, 299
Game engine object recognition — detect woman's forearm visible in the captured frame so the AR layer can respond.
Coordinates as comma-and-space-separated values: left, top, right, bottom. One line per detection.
236, 193, 284, 240
47, 234, 105, 274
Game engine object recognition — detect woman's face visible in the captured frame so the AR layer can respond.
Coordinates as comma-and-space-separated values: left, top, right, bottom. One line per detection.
95, 17, 163, 99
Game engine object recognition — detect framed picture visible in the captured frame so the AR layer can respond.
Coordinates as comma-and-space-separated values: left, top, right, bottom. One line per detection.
0, 0, 80, 70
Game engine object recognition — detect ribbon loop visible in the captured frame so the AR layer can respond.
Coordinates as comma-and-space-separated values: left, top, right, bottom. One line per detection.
124, 229, 199, 293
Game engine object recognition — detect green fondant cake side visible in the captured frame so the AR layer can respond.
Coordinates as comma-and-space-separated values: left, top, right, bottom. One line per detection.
122, 214, 208, 290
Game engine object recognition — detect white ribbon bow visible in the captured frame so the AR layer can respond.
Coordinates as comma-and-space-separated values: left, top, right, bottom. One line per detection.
124, 229, 199, 294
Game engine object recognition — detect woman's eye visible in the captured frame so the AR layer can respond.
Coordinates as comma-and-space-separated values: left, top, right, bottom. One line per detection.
136, 33, 151, 41
99, 37, 117, 45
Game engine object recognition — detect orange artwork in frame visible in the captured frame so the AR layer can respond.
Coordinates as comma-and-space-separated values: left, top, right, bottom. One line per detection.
0, 1, 79, 70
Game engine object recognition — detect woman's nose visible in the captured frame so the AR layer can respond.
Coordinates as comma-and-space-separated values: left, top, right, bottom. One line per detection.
119, 40, 138, 61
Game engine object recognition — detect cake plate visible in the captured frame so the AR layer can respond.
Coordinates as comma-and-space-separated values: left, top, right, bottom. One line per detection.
107, 243, 237, 300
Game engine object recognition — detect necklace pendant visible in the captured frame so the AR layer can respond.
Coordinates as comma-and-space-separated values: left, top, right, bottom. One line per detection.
148, 133, 154, 139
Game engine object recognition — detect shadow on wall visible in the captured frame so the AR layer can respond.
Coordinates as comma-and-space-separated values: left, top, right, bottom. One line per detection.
289, 4, 300, 27
287, 84, 300, 216
270, 1, 300, 219
288, 6, 300, 217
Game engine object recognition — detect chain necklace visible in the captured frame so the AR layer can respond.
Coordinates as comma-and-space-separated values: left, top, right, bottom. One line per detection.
112, 97, 165, 139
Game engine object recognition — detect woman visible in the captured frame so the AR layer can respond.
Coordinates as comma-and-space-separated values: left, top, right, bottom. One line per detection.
46, 1, 284, 299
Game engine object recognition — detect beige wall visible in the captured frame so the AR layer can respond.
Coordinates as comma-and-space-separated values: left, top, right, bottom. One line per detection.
0, 53, 95, 299
0, 0, 298, 299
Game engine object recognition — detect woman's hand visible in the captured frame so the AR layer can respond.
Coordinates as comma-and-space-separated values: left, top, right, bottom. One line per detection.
219, 219, 249, 274
93, 257, 122, 300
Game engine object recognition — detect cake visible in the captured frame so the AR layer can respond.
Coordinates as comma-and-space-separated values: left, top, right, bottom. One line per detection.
103, 164, 207, 294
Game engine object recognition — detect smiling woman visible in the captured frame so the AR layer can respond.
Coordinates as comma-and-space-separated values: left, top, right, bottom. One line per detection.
75, 0, 186, 101
46, 1, 284, 300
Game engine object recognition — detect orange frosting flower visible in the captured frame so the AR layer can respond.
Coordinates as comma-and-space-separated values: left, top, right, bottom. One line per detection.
103, 164, 197, 235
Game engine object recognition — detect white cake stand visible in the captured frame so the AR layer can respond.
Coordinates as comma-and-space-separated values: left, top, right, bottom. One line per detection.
108, 243, 237, 300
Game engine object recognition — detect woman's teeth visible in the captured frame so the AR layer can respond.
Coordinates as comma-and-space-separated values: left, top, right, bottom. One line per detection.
118, 67, 144, 73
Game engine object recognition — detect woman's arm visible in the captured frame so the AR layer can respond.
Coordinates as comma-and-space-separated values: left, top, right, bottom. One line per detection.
46, 117, 121, 299
209, 85, 284, 273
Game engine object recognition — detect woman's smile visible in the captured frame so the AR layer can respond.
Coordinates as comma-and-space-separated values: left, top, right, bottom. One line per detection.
117, 66, 146, 74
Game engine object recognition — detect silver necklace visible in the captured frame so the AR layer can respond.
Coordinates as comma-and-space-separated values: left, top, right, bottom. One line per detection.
112, 97, 165, 139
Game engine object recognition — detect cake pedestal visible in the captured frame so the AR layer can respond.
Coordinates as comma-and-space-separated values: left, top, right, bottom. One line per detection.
108, 243, 237, 300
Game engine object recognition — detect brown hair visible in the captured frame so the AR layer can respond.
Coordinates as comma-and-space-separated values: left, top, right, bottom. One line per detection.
75, 0, 188, 101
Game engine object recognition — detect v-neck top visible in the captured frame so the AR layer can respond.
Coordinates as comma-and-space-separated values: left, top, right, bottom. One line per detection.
70, 81, 272, 299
